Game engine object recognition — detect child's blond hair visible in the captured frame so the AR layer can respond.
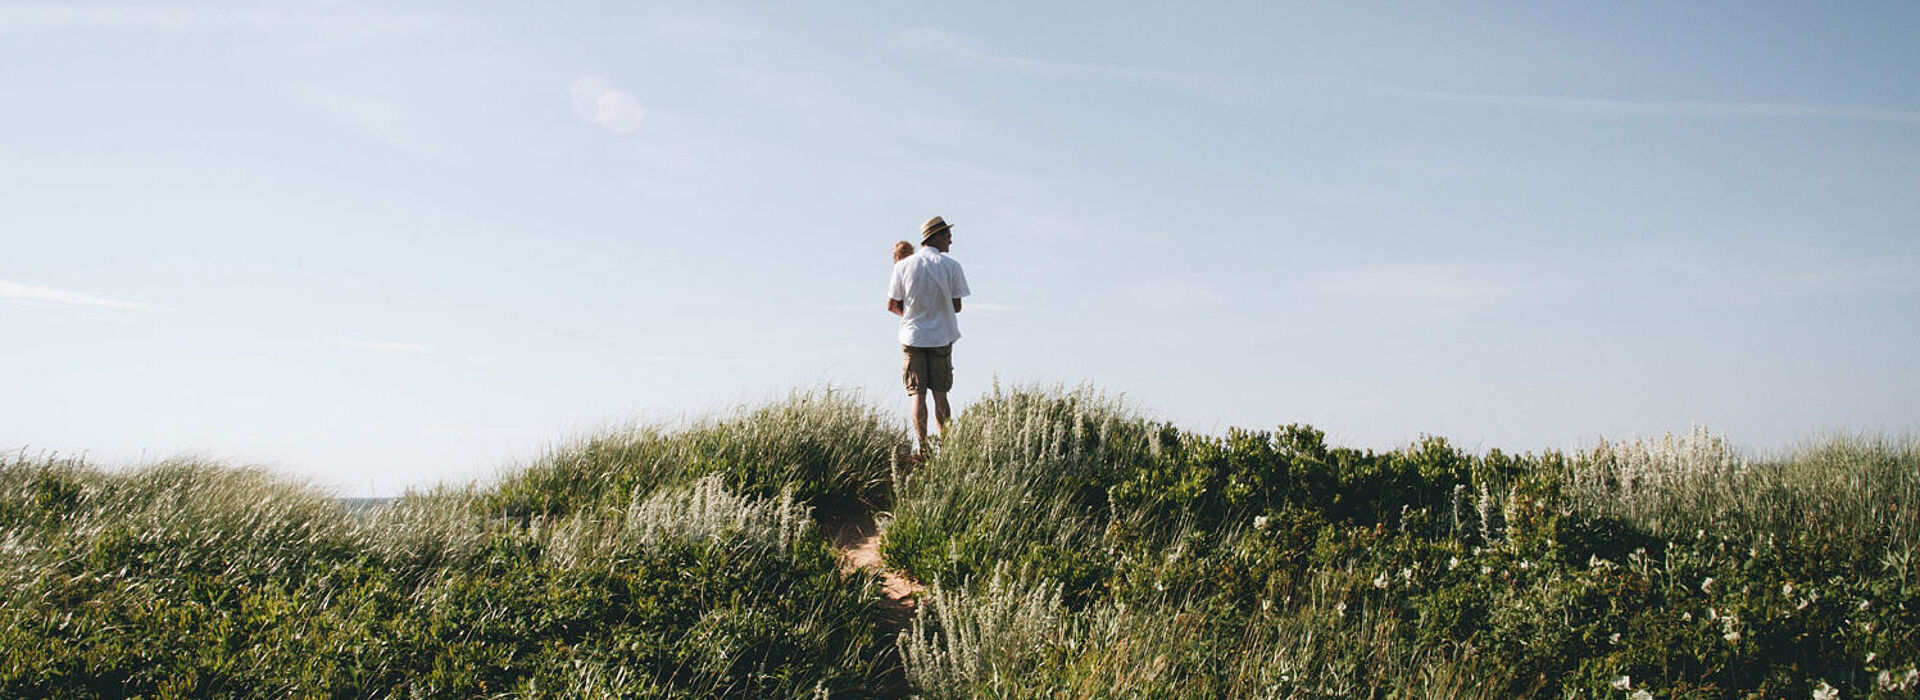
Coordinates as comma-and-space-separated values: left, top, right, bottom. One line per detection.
892, 240, 915, 262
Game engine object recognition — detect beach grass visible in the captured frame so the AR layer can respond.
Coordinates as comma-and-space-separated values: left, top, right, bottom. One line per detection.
3, 385, 1914, 698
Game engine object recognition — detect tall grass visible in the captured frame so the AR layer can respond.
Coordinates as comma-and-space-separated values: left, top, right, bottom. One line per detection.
486, 388, 902, 521
5, 385, 1915, 698
899, 563, 1512, 699
883, 384, 1166, 594
0, 390, 903, 698
884, 385, 1920, 699
1564, 427, 1919, 568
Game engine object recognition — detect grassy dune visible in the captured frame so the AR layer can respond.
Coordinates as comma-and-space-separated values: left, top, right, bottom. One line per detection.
3, 386, 1916, 698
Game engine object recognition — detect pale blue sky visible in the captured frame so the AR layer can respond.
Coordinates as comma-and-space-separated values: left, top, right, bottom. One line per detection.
5, 1, 1917, 495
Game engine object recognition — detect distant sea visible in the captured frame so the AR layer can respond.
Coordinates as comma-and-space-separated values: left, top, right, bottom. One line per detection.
340, 497, 396, 511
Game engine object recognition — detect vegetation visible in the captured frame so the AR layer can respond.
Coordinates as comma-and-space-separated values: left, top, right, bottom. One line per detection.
887, 387, 1920, 699
3, 385, 1915, 698
0, 390, 901, 699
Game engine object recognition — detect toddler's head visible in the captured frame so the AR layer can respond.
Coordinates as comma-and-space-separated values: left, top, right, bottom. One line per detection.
892, 240, 914, 262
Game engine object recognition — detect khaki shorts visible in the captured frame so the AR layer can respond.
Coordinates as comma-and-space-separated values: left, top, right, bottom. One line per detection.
902, 344, 954, 395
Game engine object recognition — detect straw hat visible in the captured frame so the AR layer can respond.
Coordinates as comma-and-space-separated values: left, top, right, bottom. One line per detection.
920, 216, 953, 243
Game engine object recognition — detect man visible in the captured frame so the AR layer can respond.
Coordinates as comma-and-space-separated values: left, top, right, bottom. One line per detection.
888, 215, 971, 454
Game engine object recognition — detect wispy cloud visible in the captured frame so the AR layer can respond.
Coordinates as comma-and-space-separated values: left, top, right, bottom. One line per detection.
1364, 83, 1920, 126
0, 4, 259, 32
1298, 263, 1539, 305
0, 3, 450, 37
570, 76, 645, 134
1128, 279, 1226, 311
649, 16, 757, 44
325, 336, 432, 353
287, 83, 434, 155
634, 353, 700, 363
892, 28, 1920, 128
891, 27, 1212, 89
0, 278, 168, 312
1634, 243, 1920, 302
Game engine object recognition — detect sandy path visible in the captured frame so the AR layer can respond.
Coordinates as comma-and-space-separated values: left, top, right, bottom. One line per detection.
823, 507, 925, 698
828, 510, 925, 602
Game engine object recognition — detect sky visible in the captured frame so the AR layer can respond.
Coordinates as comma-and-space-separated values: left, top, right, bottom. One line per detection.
4, 1, 1917, 496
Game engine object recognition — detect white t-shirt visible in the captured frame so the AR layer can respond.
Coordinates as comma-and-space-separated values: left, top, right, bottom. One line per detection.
888, 246, 971, 348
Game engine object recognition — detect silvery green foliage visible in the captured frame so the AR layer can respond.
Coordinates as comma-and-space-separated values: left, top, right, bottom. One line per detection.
2, 443, 877, 697
624, 475, 809, 549
0, 458, 359, 598
899, 563, 1066, 697
1580, 424, 1747, 498
898, 560, 1502, 699
363, 487, 498, 572
544, 475, 812, 568
1565, 427, 1919, 548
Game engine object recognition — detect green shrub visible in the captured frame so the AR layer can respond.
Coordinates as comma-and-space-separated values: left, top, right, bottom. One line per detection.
484, 389, 902, 521
8, 387, 1915, 699
0, 431, 893, 697
886, 387, 1920, 698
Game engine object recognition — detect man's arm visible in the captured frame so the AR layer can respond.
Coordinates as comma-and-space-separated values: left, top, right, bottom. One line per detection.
948, 260, 969, 314
888, 299, 904, 316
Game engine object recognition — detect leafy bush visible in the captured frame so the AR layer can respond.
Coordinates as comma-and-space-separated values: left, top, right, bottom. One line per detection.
0, 419, 897, 698
886, 386, 1920, 699
6, 386, 1914, 698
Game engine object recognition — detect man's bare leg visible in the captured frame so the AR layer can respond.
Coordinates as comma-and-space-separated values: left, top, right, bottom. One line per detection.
932, 391, 952, 435
912, 390, 930, 453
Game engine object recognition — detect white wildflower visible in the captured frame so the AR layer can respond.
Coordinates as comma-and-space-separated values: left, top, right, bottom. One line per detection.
1334, 600, 1347, 618
1682, 611, 1693, 622
1399, 567, 1413, 582
1866, 652, 1876, 664
1630, 690, 1653, 700
1373, 572, 1391, 590
1701, 577, 1715, 593
1609, 632, 1621, 645
1448, 556, 1460, 570
1811, 680, 1838, 700
1253, 515, 1270, 531
1611, 675, 1632, 690
1859, 600, 1871, 612
1782, 582, 1795, 597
